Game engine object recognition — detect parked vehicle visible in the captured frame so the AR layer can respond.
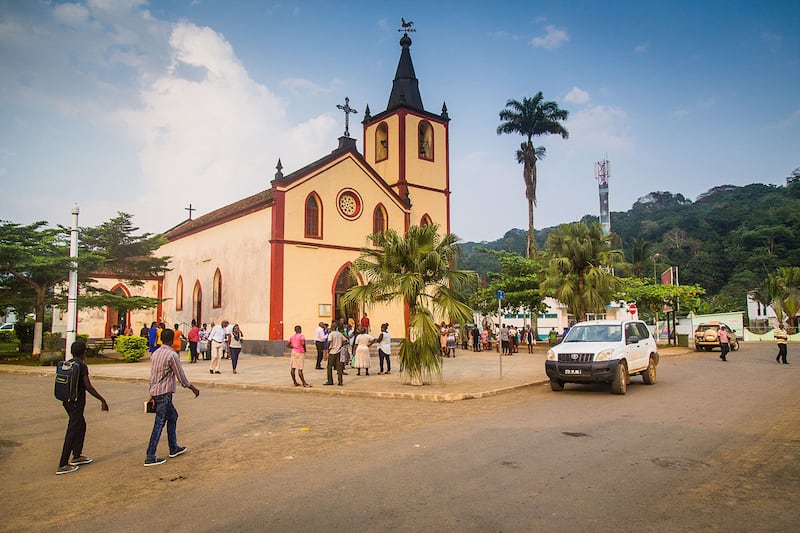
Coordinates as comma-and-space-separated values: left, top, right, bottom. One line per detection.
693, 322, 740, 351
0, 323, 14, 332
545, 319, 659, 395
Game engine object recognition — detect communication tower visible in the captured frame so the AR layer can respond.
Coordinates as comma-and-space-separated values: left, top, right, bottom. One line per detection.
595, 159, 610, 235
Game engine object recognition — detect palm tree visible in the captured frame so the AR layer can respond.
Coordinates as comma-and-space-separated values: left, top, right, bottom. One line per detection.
769, 267, 800, 333
628, 237, 652, 278
341, 224, 477, 385
497, 92, 569, 257
541, 222, 624, 322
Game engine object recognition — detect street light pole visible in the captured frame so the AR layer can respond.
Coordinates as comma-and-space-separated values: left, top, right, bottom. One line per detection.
65, 203, 79, 359
651, 253, 661, 343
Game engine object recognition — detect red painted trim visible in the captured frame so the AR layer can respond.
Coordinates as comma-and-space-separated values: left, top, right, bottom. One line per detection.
273, 239, 364, 253
156, 278, 164, 323
398, 109, 408, 200
445, 120, 451, 234
420, 214, 433, 227
373, 203, 387, 234
269, 189, 286, 340
405, 183, 447, 194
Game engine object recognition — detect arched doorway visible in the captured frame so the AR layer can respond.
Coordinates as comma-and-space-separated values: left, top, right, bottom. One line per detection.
333, 265, 359, 326
193, 281, 202, 325
105, 284, 131, 337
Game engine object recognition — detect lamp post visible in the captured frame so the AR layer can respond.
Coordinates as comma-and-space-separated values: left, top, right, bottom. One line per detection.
65, 203, 79, 359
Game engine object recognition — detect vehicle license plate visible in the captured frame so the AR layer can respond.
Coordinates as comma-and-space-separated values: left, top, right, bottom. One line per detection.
564, 369, 582, 375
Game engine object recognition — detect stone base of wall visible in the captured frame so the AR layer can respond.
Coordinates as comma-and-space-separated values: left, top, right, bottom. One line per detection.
242, 340, 287, 356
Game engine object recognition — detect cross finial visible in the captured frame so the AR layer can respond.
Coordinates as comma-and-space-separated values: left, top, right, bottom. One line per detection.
336, 96, 358, 138
185, 203, 196, 220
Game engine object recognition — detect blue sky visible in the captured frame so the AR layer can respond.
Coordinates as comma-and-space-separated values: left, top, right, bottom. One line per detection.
1, 0, 798, 242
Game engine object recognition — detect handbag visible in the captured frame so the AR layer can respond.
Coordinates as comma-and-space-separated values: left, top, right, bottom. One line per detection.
144, 396, 156, 414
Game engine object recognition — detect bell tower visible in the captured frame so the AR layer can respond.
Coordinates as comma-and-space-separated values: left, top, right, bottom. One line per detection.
362, 27, 451, 233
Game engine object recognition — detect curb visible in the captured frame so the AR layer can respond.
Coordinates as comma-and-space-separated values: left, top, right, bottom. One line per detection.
0, 366, 547, 403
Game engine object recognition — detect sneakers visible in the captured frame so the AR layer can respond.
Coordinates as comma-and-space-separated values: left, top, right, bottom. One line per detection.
69, 455, 93, 466
56, 464, 79, 475
169, 446, 187, 458
144, 457, 167, 467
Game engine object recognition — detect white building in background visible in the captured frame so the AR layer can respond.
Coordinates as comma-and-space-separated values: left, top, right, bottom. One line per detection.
473, 297, 638, 340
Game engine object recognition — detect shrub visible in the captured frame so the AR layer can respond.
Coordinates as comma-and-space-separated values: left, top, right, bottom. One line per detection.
114, 335, 148, 362
0, 330, 18, 344
42, 331, 64, 352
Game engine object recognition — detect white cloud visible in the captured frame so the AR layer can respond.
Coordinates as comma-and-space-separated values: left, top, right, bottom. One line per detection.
115, 22, 338, 225
53, 3, 91, 26
762, 31, 782, 52
531, 25, 569, 50
634, 42, 649, 54
564, 87, 590, 105
280, 77, 332, 94
560, 105, 632, 153
673, 108, 691, 117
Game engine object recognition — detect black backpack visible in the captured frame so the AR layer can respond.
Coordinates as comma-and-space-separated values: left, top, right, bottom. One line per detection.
54, 360, 82, 402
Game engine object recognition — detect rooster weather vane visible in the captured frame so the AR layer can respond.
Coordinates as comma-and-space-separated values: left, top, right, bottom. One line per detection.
398, 17, 416, 33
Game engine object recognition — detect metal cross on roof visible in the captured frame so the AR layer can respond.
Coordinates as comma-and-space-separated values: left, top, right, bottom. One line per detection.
185, 203, 196, 220
336, 96, 358, 138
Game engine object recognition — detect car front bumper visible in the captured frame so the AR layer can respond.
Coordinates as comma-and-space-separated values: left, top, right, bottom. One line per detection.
545, 359, 621, 384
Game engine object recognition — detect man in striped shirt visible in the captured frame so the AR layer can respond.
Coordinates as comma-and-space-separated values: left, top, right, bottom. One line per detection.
145, 328, 200, 467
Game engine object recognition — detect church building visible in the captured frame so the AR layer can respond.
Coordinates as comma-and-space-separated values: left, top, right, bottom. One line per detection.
65, 32, 453, 353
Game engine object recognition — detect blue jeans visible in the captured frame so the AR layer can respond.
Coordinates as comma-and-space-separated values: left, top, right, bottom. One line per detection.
146, 393, 179, 459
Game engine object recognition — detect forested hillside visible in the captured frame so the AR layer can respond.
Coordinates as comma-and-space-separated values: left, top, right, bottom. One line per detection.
457, 181, 800, 311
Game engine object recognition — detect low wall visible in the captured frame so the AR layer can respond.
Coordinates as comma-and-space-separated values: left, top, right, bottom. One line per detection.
743, 328, 800, 342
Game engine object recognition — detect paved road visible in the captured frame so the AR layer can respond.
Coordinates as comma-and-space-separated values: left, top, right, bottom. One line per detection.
1, 343, 797, 532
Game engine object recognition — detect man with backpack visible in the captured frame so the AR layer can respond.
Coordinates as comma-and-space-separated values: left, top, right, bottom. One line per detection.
55, 341, 109, 475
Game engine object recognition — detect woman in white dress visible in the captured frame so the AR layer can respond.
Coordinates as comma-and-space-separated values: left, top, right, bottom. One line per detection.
354, 327, 375, 376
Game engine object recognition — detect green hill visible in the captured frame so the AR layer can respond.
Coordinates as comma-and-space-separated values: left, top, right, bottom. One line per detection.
458, 181, 800, 311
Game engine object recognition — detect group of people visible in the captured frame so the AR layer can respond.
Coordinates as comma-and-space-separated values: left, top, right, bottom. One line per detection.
290, 319, 393, 387
139, 320, 245, 374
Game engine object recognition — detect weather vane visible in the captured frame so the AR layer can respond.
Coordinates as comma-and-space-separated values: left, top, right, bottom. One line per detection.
336, 96, 358, 138
398, 17, 416, 33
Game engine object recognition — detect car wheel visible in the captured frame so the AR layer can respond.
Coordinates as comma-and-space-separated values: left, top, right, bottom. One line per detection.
611, 362, 628, 395
642, 356, 657, 385
704, 346, 712, 352
550, 379, 564, 392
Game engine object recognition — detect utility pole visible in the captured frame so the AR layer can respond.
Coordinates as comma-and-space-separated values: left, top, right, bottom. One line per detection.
65, 203, 79, 359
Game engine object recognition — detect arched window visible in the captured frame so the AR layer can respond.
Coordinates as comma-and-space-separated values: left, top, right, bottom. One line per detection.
193, 281, 202, 325
212, 269, 222, 309
176, 276, 183, 311
420, 214, 433, 227
305, 193, 322, 238
373, 204, 387, 234
375, 123, 388, 162
418, 121, 433, 160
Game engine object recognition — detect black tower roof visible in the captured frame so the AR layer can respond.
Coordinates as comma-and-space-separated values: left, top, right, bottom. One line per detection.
387, 33, 423, 112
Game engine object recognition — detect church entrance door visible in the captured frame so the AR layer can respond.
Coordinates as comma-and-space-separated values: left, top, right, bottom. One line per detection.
193, 282, 202, 325
333, 266, 359, 327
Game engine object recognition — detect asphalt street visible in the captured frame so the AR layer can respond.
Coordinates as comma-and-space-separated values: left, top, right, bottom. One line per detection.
1, 343, 797, 532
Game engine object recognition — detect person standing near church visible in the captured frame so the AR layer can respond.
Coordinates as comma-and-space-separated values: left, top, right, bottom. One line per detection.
377, 323, 392, 375
360, 313, 370, 333
287, 325, 310, 387
187, 320, 200, 363
171, 323, 185, 359
229, 324, 244, 373
207, 320, 227, 374
144, 328, 199, 467
354, 327, 375, 376
774, 323, 789, 364
314, 322, 327, 370
324, 320, 346, 386
148, 321, 158, 353
717, 325, 731, 362
56, 341, 109, 475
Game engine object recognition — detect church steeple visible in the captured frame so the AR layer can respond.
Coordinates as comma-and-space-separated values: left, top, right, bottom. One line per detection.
387, 33, 423, 112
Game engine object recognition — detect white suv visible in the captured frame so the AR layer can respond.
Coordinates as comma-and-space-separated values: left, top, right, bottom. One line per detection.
545, 319, 659, 395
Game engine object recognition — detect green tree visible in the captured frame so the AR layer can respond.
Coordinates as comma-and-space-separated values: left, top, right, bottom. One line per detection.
342, 225, 478, 385
541, 222, 624, 322
627, 237, 653, 278
767, 267, 800, 332
615, 277, 705, 322
0, 213, 168, 356
471, 250, 545, 330
497, 92, 569, 257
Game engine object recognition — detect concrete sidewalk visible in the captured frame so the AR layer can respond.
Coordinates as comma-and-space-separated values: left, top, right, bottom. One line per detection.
0, 345, 693, 402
